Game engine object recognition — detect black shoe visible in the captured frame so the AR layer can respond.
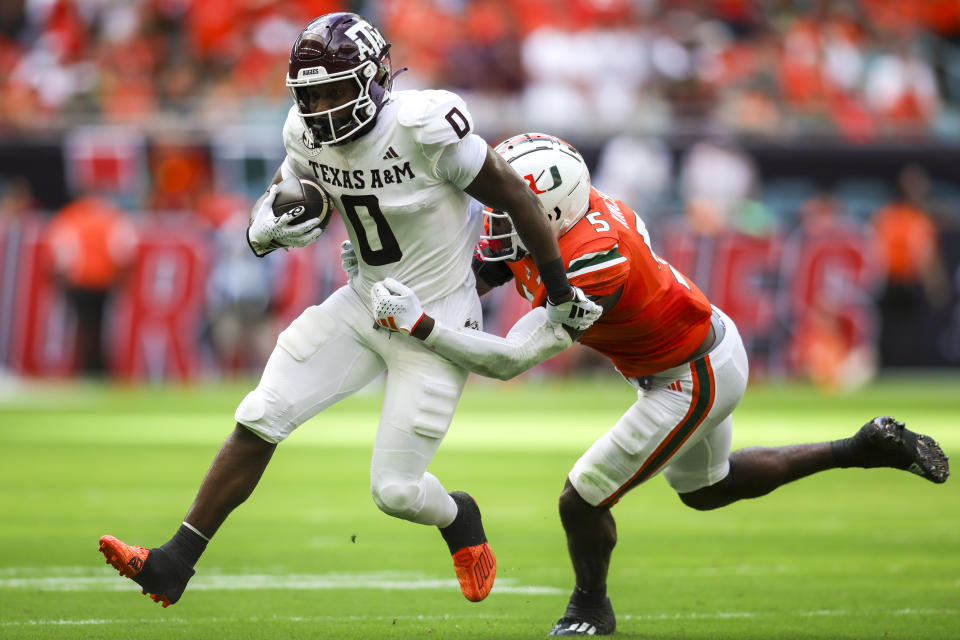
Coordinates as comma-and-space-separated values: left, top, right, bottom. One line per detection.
836, 416, 950, 484
548, 595, 616, 636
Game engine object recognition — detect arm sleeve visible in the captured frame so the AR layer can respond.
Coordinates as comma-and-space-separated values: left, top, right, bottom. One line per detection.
423, 307, 572, 380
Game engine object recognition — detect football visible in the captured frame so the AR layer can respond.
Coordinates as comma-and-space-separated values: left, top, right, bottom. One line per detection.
272, 177, 332, 229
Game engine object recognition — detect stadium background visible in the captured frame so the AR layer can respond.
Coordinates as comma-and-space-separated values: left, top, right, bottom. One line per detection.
0, 0, 960, 388
1, 0, 959, 386
1, 3, 959, 639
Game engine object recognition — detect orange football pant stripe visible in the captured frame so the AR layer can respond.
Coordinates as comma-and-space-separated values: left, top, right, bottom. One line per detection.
601, 355, 716, 506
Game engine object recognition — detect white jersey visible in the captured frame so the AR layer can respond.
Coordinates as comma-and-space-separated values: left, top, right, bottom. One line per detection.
281, 89, 488, 305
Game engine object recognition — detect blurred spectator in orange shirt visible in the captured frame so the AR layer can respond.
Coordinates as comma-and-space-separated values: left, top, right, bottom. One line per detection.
45, 194, 137, 375
148, 142, 212, 211
790, 190, 878, 390
873, 165, 949, 297
871, 164, 951, 366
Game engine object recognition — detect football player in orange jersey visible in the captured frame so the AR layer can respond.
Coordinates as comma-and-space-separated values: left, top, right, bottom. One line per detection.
360, 133, 950, 636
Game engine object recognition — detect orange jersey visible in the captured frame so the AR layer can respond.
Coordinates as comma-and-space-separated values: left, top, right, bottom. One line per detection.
507, 187, 712, 377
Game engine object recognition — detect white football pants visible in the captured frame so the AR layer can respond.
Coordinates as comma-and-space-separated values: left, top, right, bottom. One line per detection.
234, 282, 482, 527
570, 307, 750, 505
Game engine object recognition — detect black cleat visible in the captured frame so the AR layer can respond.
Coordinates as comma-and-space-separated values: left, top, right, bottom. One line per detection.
838, 416, 950, 484
548, 595, 616, 636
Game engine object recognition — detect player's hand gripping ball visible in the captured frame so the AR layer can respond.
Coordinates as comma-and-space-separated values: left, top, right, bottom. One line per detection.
272, 177, 332, 228
246, 177, 331, 256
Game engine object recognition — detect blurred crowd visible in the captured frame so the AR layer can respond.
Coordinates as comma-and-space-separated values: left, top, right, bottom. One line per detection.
2, 0, 959, 384
2, 0, 960, 139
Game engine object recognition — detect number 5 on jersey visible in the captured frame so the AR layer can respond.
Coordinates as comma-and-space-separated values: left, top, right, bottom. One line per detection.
583, 208, 690, 290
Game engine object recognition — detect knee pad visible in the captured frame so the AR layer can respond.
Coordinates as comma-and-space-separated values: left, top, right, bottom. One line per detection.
234, 387, 291, 444
371, 480, 421, 519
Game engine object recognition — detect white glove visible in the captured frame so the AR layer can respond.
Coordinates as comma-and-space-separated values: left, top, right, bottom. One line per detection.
371, 277, 426, 334
246, 184, 324, 257
546, 285, 603, 331
340, 240, 359, 279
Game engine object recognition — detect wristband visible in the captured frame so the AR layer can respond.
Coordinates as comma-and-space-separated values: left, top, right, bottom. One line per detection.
538, 257, 572, 302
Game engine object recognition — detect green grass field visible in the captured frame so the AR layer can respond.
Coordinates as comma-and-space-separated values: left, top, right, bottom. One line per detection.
1, 375, 957, 639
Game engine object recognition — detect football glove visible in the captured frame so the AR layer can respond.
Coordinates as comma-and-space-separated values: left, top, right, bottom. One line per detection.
371, 278, 426, 335
340, 240, 359, 279
546, 286, 603, 331
246, 184, 324, 257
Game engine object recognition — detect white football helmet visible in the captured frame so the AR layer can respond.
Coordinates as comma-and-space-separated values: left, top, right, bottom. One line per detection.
479, 133, 591, 262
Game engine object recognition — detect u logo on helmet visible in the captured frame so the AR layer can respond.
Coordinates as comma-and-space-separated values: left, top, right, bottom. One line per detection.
523, 166, 562, 195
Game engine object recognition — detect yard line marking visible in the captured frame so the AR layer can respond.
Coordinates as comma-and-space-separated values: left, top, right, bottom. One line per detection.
3, 608, 956, 628
0, 614, 502, 627
620, 608, 957, 621
0, 570, 563, 595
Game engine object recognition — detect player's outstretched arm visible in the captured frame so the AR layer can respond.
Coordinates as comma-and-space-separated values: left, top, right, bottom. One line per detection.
371, 278, 618, 380
465, 148, 573, 302
428, 307, 571, 380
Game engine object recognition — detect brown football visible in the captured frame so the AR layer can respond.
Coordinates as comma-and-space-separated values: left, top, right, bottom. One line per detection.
272, 177, 332, 228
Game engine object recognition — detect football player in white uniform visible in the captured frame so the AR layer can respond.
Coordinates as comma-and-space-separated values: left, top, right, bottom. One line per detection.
98, 13, 602, 608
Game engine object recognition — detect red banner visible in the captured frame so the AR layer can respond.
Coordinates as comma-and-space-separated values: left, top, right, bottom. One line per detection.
0, 215, 879, 381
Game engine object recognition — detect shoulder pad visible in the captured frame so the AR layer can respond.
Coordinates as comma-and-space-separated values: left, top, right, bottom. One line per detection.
566, 238, 629, 295
395, 90, 475, 149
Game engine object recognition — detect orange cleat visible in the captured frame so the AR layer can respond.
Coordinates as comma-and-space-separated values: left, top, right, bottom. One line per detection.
451, 541, 496, 602
440, 492, 496, 602
98, 535, 193, 607
99, 535, 148, 579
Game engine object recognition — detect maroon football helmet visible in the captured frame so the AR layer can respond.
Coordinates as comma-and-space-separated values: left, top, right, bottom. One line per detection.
286, 13, 393, 145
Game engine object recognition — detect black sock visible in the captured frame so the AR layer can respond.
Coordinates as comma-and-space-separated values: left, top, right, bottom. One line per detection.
831, 438, 857, 468
570, 584, 607, 608
158, 524, 209, 569
439, 492, 485, 555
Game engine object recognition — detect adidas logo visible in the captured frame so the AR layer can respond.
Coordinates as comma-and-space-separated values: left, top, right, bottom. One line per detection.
668, 380, 683, 392
382, 146, 399, 160
558, 622, 598, 635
